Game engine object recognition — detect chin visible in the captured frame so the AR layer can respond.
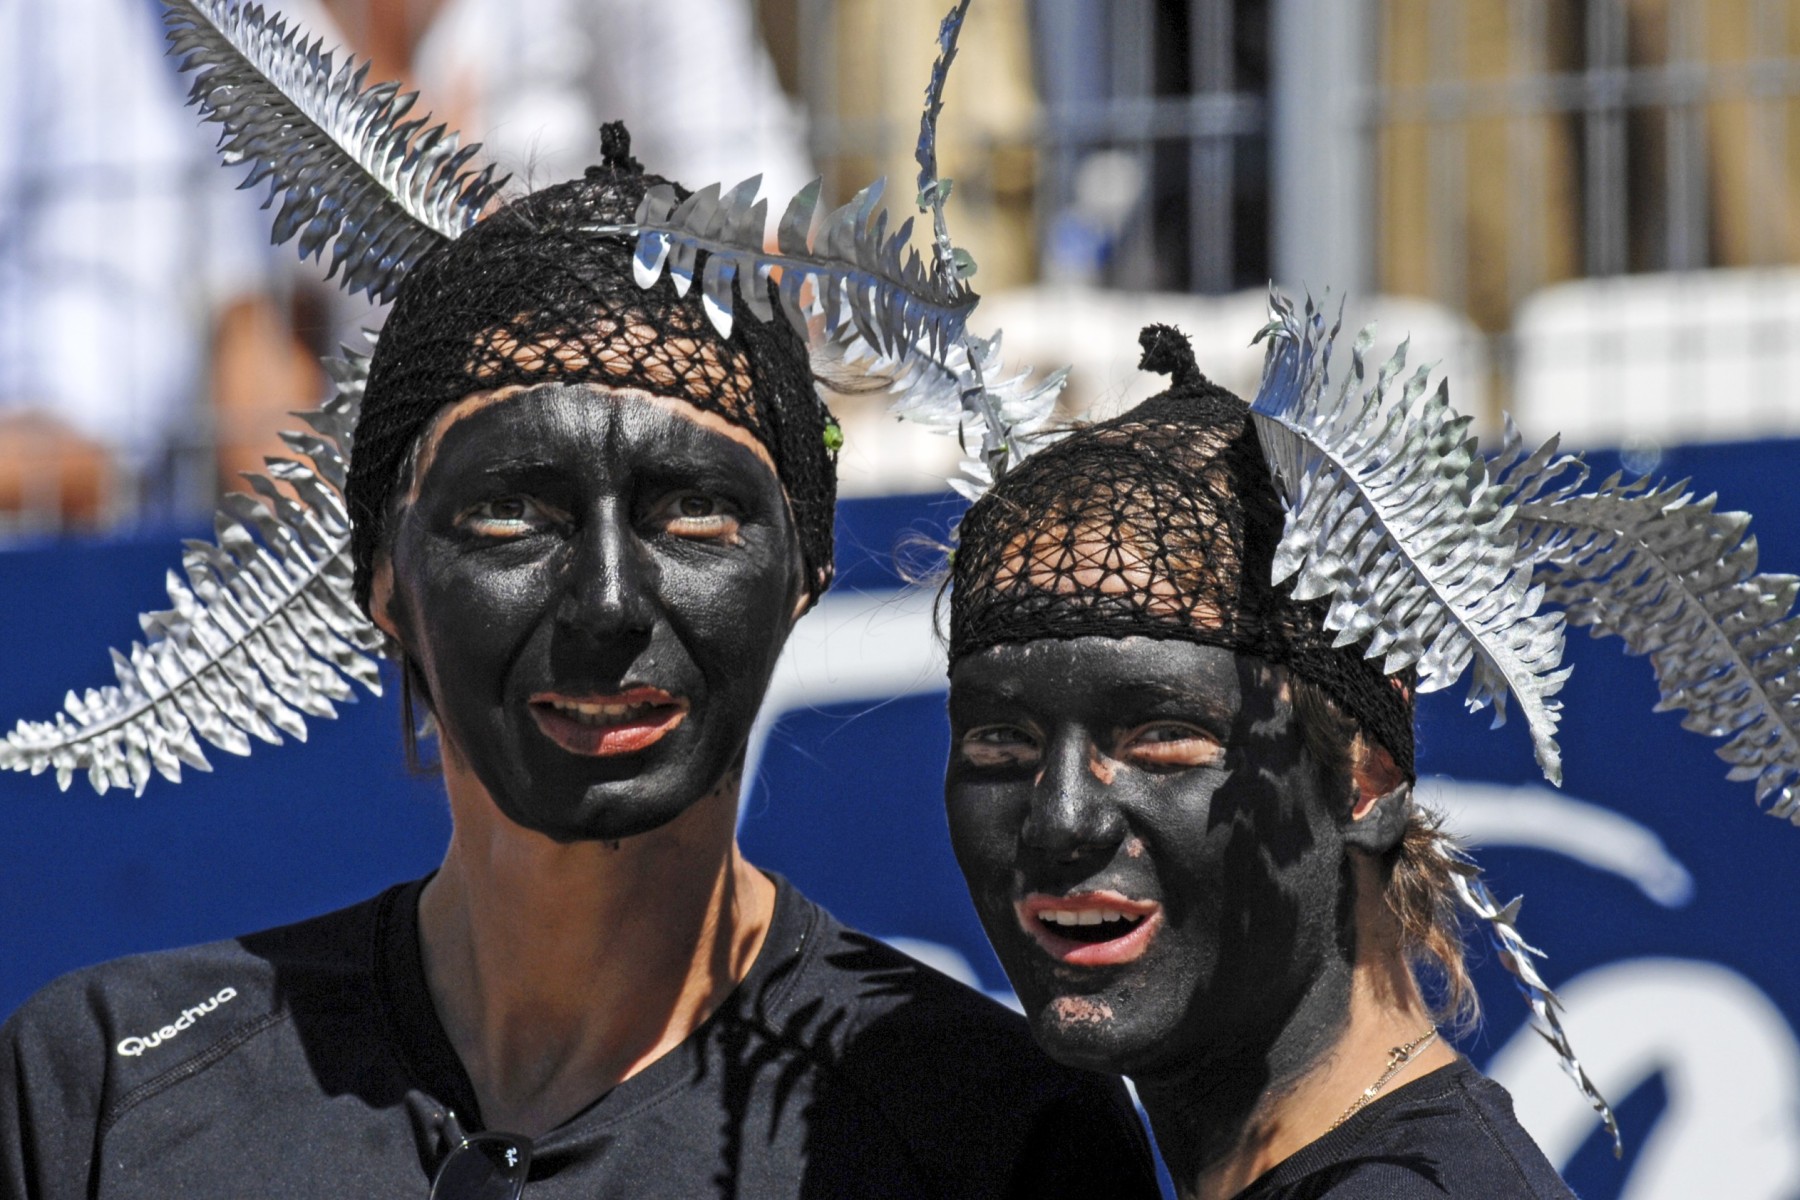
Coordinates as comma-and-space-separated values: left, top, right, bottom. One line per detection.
1019, 981, 1189, 1076
466, 721, 742, 843
1027, 996, 1131, 1071
506, 777, 717, 843
465, 754, 715, 843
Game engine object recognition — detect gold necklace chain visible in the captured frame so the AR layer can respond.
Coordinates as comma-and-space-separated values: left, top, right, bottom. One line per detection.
1328, 1027, 1440, 1132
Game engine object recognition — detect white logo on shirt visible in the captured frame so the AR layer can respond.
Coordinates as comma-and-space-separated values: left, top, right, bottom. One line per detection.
115, 987, 238, 1057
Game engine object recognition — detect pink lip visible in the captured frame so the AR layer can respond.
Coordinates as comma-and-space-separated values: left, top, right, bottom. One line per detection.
1015, 891, 1164, 967
528, 687, 689, 757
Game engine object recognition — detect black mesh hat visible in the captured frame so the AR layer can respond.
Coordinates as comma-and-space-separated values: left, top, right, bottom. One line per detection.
347, 124, 839, 612
12, 0, 1025, 796
949, 323, 1416, 775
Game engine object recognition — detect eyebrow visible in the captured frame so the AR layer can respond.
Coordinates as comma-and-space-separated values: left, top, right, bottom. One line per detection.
405, 386, 533, 504
949, 676, 1235, 724
950, 677, 1029, 706
1115, 681, 1237, 725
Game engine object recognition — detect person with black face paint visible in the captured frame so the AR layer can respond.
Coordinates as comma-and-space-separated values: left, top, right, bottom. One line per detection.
0, 79, 1161, 1200
942, 325, 1580, 1199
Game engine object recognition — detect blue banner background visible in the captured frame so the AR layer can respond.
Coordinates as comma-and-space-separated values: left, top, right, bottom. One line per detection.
5, 441, 1798, 1198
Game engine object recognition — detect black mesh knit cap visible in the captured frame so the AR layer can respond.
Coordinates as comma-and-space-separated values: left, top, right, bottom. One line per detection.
948, 323, 1416, 776
347, 122, 838, 612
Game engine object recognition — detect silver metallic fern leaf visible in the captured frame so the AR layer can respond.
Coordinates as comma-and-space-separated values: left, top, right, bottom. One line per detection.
1251, 293, 1570, 783
1439, 839, 1621, 1155
620, 173, 972, 355
593, 0, 1064, 497
0, 353, 384, 795
1493, 423, 1800, 820
915, 0, 974, 290
600, 171, 1063, 495
165, 0, 503, 302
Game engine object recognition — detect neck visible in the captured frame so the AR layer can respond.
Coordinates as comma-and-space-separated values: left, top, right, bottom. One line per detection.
418, 754, 776, 1137
1138, 857, 1456, 1200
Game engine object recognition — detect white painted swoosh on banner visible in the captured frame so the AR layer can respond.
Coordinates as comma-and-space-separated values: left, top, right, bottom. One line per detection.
744, 586, 944, 797
1419, 776, 1694, 907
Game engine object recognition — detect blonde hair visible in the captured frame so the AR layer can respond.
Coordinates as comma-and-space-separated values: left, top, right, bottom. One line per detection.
1290, 675, 1478, 1027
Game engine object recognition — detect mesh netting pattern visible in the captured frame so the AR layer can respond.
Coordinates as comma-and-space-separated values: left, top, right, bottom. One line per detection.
949, 324, 1416, 775
347, 124, 838, 611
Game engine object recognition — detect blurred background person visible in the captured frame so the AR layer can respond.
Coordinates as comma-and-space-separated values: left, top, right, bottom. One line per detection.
0, 0, 285, 530
0, 0, 815, 532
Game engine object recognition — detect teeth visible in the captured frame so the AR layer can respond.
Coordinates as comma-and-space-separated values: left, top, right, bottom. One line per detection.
548, 699, 659, 726
1039, 909, 1139, 928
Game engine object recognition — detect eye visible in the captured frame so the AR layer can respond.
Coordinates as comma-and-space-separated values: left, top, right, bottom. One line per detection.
1120, 722, 1225, 769
958, 725, 1042, 770
652, 491, 741, 542
455, 495, 560, 539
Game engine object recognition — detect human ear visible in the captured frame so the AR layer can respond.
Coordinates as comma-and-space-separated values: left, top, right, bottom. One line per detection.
368, 557, 404, 644
1342, 734, 1410, 855
787, 560, 828, 624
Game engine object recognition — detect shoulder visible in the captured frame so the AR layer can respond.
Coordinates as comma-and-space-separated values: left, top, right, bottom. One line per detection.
2, 885, 398, 1129
772, 892, 1070, 1091
762, 890, 1161, 1199
1249, 1061, 1574, 1200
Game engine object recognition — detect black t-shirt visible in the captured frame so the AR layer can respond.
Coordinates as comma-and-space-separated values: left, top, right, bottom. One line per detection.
1, 875, 1160, 1198
1232, 1060, 1574, 1199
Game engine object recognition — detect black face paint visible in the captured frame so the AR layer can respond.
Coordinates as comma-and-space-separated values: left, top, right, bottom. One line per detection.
945, 636, 1361, 1093
384, 383, 804, 842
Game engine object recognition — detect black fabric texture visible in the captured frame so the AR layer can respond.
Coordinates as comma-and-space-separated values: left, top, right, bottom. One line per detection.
948, 323, 1416, 775
348, 122, 839, 611
1229, 1060, 1575, 1199
0, 875, 1161, 1199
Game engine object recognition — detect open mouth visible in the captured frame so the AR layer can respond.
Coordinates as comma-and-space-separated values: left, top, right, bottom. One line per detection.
528, 688, 689, 757
1032, 907, 1149, 944
1017, 892, 1162, 967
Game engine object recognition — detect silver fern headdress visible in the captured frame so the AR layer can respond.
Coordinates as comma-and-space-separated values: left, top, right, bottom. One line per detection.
0, 0, 1058, 792
1240, 293, 1800, 1154
1250, 292, 1800, 819
944, 294, 1800, 1155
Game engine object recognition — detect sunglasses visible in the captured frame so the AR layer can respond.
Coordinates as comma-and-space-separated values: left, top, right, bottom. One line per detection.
431, 1110, 534, 1200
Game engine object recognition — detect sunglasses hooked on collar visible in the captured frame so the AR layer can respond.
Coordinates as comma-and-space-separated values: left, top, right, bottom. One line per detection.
432, 1110, 533, 1200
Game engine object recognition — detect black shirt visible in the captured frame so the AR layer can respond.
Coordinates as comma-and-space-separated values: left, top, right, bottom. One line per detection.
1233, 1060, 1574, 1199
1, 876, 1160, 1198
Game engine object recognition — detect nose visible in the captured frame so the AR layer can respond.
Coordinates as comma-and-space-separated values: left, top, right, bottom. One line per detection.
1021, 730, 1126, 862
555, 501, 655, 641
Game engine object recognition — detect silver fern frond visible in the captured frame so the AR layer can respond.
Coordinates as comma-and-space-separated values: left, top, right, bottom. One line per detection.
164, 0, 503, 302
610, 174, 974, 364
915, 0, 973, 289
1441, 841, 1621, 1156
0, 352, 385, 796
1251, 293, 1570, 783
1494, 423, 1800, 821
596, 0, 1063, 497
599, 170, 1061, 494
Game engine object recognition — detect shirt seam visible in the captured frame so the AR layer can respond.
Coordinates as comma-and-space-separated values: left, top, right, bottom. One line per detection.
751, 889, 824, 1029
738, 905, 936, 1190
550, 889, 834, 1137
1455, 1075, 1551, 1196
97, 1010, 290, 1137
